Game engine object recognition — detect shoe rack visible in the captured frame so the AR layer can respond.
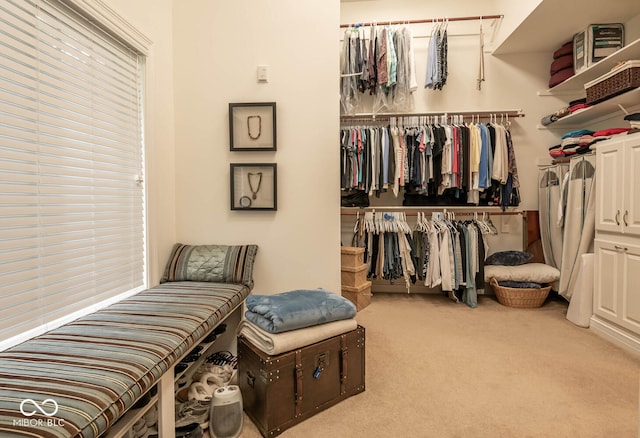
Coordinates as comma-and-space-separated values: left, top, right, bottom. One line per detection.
104, 306, 243, 438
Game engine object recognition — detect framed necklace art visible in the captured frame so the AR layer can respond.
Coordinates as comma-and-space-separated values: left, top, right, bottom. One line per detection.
230, 163, 277, 210
229, 102, 277, 151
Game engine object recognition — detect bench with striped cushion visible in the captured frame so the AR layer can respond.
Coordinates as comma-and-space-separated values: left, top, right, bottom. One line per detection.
0, 281, 250, 437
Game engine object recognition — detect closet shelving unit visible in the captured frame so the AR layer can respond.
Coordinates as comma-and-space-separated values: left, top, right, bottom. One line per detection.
493, 0, 640, 130
339, 15, 528, 290
537, 37, 640, 129
539, 88, 640, 129
541, 38, 640, 95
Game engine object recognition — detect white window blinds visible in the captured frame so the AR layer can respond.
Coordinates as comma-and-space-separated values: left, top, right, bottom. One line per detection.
0, 0, 146, 348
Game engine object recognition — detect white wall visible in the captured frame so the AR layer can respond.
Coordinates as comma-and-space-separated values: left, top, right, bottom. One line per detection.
102, 0, 177, 285
172, 1, 341, 295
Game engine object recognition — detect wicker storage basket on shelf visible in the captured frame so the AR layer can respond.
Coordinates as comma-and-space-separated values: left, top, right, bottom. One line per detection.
490, 278, 551, 308
584, 60, 640, 104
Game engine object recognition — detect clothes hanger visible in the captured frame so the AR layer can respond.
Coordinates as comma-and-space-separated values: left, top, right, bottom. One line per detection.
400, 212, 411, 234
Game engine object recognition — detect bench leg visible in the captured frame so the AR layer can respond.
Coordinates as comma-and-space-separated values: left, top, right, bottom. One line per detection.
157, 368, 176, 438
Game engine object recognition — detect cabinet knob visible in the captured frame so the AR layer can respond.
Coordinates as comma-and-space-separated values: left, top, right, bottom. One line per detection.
615, 210, 621, 226
614, 245, 629, 251
623, 210, 629, 227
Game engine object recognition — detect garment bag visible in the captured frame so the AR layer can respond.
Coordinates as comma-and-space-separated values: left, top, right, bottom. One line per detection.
538, 165, 568, 270
558, 155, 596, 299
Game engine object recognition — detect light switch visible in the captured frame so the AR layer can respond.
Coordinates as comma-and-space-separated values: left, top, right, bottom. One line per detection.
257, 65, 268, 83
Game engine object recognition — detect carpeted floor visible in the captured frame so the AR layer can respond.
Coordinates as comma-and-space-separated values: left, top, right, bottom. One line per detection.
238, 293, 640, 438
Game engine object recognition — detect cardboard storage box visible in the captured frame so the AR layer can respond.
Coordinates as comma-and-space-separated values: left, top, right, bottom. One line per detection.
340, 246, 365, 268
342, 281, 372, 311
238, 326, 366, 437
340, 264, 368, 287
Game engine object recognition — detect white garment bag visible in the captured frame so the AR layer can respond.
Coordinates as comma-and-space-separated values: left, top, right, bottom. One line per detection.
558, 155, 596, 299
538, 164, 568, 270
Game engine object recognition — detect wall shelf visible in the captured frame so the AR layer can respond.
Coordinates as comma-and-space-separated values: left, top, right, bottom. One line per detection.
545, 38, 640, 94
493, 0, 640, 55
539, 87, 640, 129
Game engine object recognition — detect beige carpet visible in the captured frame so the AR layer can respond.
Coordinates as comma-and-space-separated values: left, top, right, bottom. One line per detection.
238, 293, 640, 438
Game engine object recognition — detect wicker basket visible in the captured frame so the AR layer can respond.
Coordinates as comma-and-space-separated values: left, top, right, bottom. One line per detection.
490, 278, 551, 308
585, 61, 640, 104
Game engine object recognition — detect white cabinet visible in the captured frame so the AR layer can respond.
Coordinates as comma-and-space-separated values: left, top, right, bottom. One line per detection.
592, 133, 640, 353
595, 134, 640, 237
594, 239, 640, 335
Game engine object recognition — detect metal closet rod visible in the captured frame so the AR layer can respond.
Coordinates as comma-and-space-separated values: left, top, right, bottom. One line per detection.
340, 110, 526, 121
340, 206, 522, 216
340, 15, 503, 29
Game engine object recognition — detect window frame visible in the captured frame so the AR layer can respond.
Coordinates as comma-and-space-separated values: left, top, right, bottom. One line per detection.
0, 0, 152, 350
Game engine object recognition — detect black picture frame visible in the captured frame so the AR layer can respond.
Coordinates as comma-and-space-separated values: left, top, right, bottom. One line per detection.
230, 163, 277, 211
229, 102, 277, 151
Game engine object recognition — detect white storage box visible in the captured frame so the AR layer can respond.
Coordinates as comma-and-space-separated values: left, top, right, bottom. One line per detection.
573, 23, 624, 74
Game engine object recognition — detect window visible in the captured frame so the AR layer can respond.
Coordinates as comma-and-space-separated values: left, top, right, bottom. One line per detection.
0, 0, 147, 349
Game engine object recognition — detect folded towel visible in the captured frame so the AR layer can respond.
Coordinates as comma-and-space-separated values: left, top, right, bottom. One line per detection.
245, 289, 357, 333
550, 54, 573, 75
237, 318, 358, 355
553, 41, 573, 59
549, 67, 574, 88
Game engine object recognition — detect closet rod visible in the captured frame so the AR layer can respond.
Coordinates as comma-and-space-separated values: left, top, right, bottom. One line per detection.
340, 14, 503, 29
341, 206, 522, 216
340, 110, 525, 120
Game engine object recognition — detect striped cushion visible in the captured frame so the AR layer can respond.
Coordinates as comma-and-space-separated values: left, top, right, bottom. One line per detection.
161, 243, 258, 289
0, 281, 249, 438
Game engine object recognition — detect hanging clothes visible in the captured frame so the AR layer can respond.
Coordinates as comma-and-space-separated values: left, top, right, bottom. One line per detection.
354, 211, 492, 307
340, 28, 361, 114
340, 24, 418, 115
424, 21, 449, 90
341, 118, 521, 210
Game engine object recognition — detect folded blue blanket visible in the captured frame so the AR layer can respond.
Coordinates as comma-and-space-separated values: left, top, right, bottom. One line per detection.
245, 289, 357, 333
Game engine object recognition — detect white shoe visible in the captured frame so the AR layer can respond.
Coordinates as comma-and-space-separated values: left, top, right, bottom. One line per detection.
201, 372, 225, 388
188, 382, 212, 401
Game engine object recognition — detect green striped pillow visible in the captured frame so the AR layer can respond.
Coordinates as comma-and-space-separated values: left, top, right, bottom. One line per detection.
161, 243, 258, 288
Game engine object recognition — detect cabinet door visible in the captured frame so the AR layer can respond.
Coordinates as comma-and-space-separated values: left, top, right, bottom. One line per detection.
620, 242, 640, 335
622, 137, 640, 237
595, 142, 624, 233
593, 240, 621, 323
